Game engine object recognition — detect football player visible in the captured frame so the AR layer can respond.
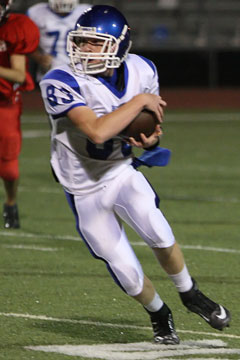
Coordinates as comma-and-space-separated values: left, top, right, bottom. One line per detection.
40, 5, 231, 344
0, 0, 40, 228
27, 0, 91, 82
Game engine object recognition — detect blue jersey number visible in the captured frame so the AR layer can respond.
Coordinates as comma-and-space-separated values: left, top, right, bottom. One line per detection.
46, 85, 73, 107
47, 31, 60, 57
86, 139, 114, 160
86, 139, 131, 160
46, 85, 58, 106
47, 30, 69, 57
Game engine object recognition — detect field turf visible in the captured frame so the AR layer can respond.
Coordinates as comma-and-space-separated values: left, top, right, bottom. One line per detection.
0, 110, 239, 359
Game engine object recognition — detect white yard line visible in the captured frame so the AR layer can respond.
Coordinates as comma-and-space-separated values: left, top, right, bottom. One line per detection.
8, 185, 239, 203
0, 231, 80, 241
18, 186, 63, 194
130, 242, 240, 254
0, 312, 239, 340
0, 231, 239, 254
22, 115, 48, 124
22, 130, 50, 138
166, 115, 240, 123
1, 244, 61, 252
162, 194, 240, 204
25, 342, 240, 360
180, 244, 240, 254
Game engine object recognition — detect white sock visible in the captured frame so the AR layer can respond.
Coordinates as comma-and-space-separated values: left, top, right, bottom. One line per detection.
144, 292, 164, 312
168, 264, 193, 293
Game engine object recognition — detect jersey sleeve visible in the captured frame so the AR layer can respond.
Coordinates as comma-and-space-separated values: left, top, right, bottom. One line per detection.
40, 69, 86, 118
150, 61, 160, 95
26, 4, 43, 28
139, 55, 160, 95
7, 14, 40, 55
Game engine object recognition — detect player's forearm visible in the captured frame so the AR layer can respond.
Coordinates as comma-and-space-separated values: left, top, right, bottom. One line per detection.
69, 94, 146, 144
69, 93, 166, 144
93, 95, 148, 142
87, 94, 165, 144
0, 66, 26, 84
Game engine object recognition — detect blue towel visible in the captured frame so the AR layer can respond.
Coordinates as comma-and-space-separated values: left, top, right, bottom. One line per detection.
132, 147, 171, 168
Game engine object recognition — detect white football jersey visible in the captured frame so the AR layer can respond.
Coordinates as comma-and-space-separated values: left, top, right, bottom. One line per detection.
27, 2, 91, 79
40, 54, 159, 195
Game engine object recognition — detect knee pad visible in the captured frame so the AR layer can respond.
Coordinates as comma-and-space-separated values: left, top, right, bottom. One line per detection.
109, 262, 144, 297
124, 268, 144, 296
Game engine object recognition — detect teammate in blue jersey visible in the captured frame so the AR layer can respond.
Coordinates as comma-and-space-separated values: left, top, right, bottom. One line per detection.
27, 0, 91, 82
40, 5, 230, 344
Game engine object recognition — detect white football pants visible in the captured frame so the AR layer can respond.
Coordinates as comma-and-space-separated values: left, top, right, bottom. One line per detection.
65, 167, 175, 297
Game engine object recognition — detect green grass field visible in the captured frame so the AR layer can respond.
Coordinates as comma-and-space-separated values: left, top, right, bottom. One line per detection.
0, 110, 239, 359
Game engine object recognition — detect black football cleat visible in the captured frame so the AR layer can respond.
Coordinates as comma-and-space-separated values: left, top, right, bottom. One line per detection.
148, 303, 180, 345
3, 203, 20, 229
179, 278, 231, 330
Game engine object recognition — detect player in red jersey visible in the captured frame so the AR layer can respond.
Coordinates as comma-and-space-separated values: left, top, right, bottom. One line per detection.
0, 0, 39, 228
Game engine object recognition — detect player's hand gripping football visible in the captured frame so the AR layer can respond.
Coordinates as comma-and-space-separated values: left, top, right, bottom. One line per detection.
127, 124, 163, 148
128, 94, 166, 148
143, 94, 167, 124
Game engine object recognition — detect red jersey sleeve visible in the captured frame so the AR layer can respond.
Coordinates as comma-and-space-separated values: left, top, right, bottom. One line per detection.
0, 14, 40, 100
3, 14, 40, 55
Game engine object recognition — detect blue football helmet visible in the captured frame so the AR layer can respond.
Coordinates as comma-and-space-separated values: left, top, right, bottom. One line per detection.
67, 5, 132, 74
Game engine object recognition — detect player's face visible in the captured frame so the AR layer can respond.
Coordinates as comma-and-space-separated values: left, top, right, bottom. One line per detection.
68, 29, 119, 75
74, 37, 106, 64
76, 38, 104, 52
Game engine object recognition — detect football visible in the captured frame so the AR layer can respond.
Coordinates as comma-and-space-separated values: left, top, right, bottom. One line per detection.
120, 109, 159, 141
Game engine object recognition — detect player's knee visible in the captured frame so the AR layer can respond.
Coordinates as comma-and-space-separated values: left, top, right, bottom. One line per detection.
121, 267, 144, 297
148, 207, 175, 245
0, 159, 19, 180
